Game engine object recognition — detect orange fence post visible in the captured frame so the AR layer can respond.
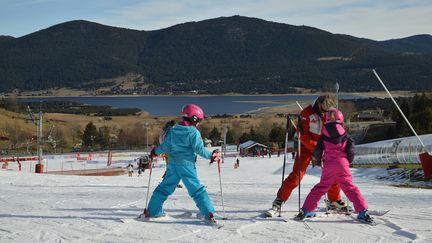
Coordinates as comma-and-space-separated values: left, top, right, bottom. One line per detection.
35, 164, 44, 173
419, 152, 432, 180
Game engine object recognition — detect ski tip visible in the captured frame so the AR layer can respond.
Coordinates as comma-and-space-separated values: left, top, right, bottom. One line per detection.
263, 209, 279, 218
120, 217, 143, 223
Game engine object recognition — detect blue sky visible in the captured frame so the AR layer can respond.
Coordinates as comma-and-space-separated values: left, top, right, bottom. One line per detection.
1, 0, 431, 40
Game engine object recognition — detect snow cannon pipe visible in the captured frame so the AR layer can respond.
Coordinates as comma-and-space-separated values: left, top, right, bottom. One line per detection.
372, 69, 427, 152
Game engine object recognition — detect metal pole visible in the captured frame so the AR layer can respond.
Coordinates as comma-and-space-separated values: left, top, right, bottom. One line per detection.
294, 102, 303, 213
223, 126, 228, 157
38, 111, 43, 165
295, 101, 303, 110
335, 82, 339, 109
297, 118, 302, 214
217, 157, 227, 220
372, 69, 427, 151
143, 157, 154, 216
145, 122, 149, 152
278, 115, 290, 217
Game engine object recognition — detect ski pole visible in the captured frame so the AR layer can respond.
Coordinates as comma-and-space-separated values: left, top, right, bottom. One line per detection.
297, 120, 301, 214
278, 115, 291, 217
217, 156, 227, 220
287, 113, 302, 214
295, 101, 303, 110
143, 156, 154, 216
295, 102, 303, 213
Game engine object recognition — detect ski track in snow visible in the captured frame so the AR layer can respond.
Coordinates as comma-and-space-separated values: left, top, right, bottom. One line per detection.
380, 218, 418, 241
167, 229, 202, 241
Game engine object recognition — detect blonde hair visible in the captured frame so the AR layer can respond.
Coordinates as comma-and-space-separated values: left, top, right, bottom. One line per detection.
316, 94, 336, 111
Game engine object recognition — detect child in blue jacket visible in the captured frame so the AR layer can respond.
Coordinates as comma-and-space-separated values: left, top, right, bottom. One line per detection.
147, 104, 220, 224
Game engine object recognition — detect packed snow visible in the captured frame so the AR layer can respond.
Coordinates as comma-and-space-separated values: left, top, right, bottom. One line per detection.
1, 151, 431, 242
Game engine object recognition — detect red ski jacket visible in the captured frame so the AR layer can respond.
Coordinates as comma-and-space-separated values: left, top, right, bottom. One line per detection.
298, 104, 325, 154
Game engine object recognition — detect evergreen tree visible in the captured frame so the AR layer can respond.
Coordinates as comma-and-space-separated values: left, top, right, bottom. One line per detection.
225, 129, 235, 144
199, 123, 211, 139
239, 132, 251, 144
96, 126, 110, 149
268, 125, 285, 147
392, 100, 411, 137
249, 127, 259, 142
116, 129, 128, 149
412, 93, 428, 113
209, 127, 221, 145
82, 122, 98, 150
412, 107, 432, 134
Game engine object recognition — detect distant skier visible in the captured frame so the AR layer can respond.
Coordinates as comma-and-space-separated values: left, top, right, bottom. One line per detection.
138, 155, 150, 173
127, 163, 133, 177
145, 104, 221, 225
234, 158, 240, 169
267, 95, 346, 217
295, 108, 371, 222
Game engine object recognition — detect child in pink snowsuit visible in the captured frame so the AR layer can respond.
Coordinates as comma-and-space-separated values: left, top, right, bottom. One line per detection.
301, 108, 370, 220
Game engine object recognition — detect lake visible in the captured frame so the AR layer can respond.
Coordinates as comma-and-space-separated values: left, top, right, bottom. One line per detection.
22, 94, 359, 116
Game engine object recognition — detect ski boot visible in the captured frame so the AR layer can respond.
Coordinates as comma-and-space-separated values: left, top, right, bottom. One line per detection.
294, 209, 316, 220
357, 210, 374, 224
264, 198, 283, 217
329, 200, 348, 209
207, 213, 223, 228
136, 212, 168, 221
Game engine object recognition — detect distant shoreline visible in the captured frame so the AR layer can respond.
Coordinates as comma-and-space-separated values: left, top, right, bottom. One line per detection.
8, 90, 417, 99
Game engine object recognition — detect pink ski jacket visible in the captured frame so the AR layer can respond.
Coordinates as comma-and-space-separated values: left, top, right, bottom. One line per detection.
314, 123, 355, 166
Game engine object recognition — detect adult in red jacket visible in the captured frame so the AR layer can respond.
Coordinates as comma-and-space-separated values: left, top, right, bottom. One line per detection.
270, 95, 345, 213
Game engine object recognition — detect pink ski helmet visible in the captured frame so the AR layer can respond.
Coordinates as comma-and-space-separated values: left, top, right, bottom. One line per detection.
181, 104, 205, 123
325, 108, 344, 124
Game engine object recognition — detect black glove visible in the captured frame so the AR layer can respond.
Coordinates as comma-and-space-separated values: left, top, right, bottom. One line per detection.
311, 156, 323, 168
311, 156, 317, 167
209, 149, 220, 165
150, 147, 157, 159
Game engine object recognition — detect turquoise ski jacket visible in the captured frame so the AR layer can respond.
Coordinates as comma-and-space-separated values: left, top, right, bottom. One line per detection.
155, 124, 212, 165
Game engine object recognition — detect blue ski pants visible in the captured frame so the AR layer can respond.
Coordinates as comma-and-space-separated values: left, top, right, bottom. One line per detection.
147, 163, 215, 218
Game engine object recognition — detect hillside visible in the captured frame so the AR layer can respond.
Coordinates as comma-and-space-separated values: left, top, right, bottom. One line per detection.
371, 34, 432, 54
0, 16, 432, 94
0, 35, 15, 43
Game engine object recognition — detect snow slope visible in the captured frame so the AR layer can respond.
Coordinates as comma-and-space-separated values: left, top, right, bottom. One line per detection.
1, 154, 431, 242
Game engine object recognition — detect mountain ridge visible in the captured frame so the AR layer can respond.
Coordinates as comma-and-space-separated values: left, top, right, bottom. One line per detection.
0, 16, 431, 94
